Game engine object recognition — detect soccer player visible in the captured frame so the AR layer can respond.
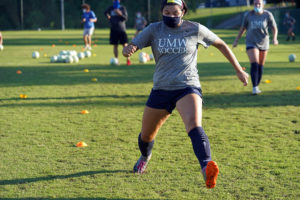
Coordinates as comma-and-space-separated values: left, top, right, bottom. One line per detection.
134, 12, 147, 38
81, 4, 97, 50
104, 0, 131, 66
233, 0, 278, 95
123, 0, 248, 189
283, 12, 296, 41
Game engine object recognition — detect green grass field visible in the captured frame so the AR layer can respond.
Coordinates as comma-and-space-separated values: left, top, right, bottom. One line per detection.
0, 29, 299, 199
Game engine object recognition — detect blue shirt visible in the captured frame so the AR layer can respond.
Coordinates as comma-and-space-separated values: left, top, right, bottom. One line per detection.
82, 11, 97, 29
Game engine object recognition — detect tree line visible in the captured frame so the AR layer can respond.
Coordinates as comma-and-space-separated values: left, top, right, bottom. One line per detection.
0, 0, 198, 30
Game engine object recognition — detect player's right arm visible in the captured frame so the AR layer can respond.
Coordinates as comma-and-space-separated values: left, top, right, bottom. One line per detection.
233, 27, 246, 48
123, 44, 138, 57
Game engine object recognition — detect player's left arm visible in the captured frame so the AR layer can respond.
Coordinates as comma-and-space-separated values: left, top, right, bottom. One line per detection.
268, 12, 278, 45
212, 38, 249, 86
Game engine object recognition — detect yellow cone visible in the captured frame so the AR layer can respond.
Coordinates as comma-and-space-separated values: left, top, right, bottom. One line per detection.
83, 69, 89, 72
296, 86, 300, 90
265, 80, 271, 83
91, 78, 98, 82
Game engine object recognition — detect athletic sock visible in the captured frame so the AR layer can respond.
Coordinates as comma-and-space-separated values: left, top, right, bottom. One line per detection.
257, 64, 264, 85
250, 62, 259, 87
138, 133, 154, 157
188, 127, 211, 169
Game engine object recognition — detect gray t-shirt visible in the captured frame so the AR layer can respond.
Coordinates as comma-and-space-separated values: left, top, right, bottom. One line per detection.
132, 20, 218, 90
242, 10, 277, 50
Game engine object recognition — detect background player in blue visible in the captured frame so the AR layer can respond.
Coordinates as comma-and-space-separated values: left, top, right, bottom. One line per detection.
104, 0, 131, 65
233, 0, 278, 95
134, 12, 147, 38
283, 12, 296, 41
123, 0, 248, 189
81, 4, 97, 50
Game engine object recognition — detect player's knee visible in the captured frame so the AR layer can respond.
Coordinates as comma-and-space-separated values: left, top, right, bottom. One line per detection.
185, 118, 202, 133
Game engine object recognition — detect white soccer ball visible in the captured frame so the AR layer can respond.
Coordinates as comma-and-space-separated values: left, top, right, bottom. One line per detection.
84, 51, 92, 58
77, 52, 85, 59
65, 56, 74, 63
59, 50, 67, 55
110, 58, 119, 65
32, 51, 40, 59
57, 55, 67, 62
72, 56, 79, 63
149, 54, 154, 60
50, 56, 58, 63
0, 45, 4, 51
139, 52, 148, 63
289, 54, 296, 62
70, 50, 77, 57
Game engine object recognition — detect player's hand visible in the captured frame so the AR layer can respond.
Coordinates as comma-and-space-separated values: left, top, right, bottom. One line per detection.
114, 9, 122, 16
273, 38, 279, 45
123, 44, 137, 57
232, 40, 238, 48
236, 69, 249, 86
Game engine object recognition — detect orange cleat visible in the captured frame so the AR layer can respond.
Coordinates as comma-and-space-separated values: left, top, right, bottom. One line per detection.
205, 161, 219, 189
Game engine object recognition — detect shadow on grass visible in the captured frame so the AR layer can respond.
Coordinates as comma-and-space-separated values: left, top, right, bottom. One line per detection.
0, 62, 299, 87
0, 169, 129, 186
204, 90, 300, 108
0, 90, 299, 108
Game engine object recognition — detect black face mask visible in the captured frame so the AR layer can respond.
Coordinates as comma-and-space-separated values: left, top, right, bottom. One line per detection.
163, 15, 181, 28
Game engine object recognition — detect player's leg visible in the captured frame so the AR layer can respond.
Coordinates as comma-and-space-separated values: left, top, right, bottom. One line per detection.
247, 47, 261, 94
120, 31, 131, 65
257, 50, 268, 85
134, 106, 170, 173
176, 93, 218, 188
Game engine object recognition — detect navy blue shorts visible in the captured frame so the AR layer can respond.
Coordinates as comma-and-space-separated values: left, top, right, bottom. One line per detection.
146, 87, 203, 114
246, 46, 267, 51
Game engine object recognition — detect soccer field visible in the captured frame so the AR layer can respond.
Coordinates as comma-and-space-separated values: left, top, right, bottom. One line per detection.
0, 29, 299, 199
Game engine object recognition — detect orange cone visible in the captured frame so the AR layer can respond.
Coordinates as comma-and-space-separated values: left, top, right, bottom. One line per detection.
81, 110, 89, 114
16, 70, 22, 74
76, 141, 88, 147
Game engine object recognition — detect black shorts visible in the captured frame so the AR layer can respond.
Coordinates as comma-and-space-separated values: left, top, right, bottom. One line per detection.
110, 29, 128, 45
146, 87, 203, 114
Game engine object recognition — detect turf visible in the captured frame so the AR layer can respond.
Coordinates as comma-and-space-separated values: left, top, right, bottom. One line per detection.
0, 29, 299, 199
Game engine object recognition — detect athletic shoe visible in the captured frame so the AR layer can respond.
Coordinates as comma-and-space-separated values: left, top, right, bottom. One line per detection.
87, 46, 92, 50
252, 86, 262, 95
127, 58, 131, 66
204, 161, 219, 189
133, 154, 152, 174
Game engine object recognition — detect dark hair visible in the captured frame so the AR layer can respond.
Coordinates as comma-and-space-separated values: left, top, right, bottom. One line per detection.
161, 0, 188, 15
81, 4, 90, 10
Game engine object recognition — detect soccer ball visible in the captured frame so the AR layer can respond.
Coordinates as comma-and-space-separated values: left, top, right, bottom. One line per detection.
110, 58, 119, 65
59, 50, 67, 55
32, 51, 40, 59
72, 56, 79, 63
289, 54, 296, 62
0, 45, 3, 51
50, 56, 58, 63
65, 56, 74, 63
84, 51, 92, 58
139, 52, 148, 63
149, 54, 154, 60
77, 52, 85, 59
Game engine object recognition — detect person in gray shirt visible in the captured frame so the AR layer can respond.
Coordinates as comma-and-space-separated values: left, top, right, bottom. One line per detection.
233, 0, 278, 95
123, 0, 248, 189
